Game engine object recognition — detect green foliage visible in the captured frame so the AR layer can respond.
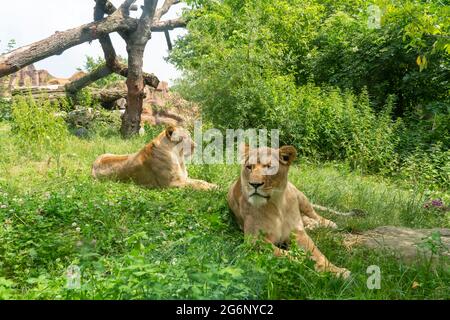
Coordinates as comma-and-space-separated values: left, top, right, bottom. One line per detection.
10, 96, 68, 173
66, 106, 122, 138
172, 0, 449, 113
0, 98, 12, 121
170, 0, 449, 190
0, 39, 16, 54
72, 88, 97, 108
83, 56, 126, 88
399, 143, 450, 192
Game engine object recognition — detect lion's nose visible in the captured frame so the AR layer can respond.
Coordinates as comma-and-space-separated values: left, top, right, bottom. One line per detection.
249, 182, 264, 190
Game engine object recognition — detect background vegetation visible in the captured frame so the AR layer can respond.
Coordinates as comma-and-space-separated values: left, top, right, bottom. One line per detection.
171, 0, 449, 192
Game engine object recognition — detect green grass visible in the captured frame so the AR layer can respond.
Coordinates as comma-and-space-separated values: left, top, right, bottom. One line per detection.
0, 122, 449, 299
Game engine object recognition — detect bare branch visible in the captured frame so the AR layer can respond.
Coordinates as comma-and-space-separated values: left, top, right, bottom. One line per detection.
118, 67, 160, 88
164, 30, 173, 51
94, 0, 121, 69
119, 0, 138, 13
0, 13, 137, 78
154, 0, 181, 22
104, 0, 117, 14
65, 61, 159, 94
151, 18, 186, 31
65, 64, 113, 93
140, 0, 159, 29
96, 0, 117, 15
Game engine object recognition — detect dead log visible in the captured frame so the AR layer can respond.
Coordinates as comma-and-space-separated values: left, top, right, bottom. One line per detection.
11, 86, 127, 106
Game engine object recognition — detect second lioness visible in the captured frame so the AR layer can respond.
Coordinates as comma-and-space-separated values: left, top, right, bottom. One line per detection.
92, 126, 217, 190
227, 145, 350, 278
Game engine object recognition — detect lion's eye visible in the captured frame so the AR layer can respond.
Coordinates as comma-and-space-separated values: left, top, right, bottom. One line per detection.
246, 165, 252, 170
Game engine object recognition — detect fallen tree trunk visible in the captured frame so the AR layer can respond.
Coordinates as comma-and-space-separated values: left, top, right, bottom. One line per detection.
11, 86, 127, 105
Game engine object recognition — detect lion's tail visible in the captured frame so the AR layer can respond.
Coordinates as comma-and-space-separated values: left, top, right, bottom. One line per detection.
312, 204, 357, 216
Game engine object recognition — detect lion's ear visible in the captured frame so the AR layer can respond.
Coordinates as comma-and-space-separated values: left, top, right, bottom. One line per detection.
165, 125, 176, 139
238, 143, 250, 163
279, 145, 297, 165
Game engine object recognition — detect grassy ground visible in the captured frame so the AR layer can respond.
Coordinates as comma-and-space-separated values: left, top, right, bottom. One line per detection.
0, 122, 449, 299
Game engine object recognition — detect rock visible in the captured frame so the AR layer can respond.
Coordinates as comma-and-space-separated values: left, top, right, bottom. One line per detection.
114, 98, 127, 110
344, 226, 450, 264
7, 64, 85, 90
74, 127, 89, 138
67, 107, 95, 128
156, 81, 169, 93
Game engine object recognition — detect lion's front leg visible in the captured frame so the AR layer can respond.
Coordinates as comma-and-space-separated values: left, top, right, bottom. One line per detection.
298, 192, 337, 229
294, 229, 350, 279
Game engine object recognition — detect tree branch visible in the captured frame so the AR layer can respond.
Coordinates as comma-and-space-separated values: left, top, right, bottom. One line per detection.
65, 65, 113, 93
154, 0, 181, 22
0, 12, 137, 78
65, 0, 160, 94
119, 0, 138, 15
151, 18, 186, 31
65, 61, 159, 94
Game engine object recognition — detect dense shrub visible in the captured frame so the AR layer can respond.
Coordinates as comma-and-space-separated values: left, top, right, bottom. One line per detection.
66, 106, 121, 138
11, 96, 68, 157
0, 98, 12, 121
171, 0, 449, 190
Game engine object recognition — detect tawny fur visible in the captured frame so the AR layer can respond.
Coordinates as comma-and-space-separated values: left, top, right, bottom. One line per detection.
92, 126, 217, 190
227, 145, 350, 278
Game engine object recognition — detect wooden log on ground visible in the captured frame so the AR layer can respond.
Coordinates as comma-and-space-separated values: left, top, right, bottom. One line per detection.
11, 86, 128, 105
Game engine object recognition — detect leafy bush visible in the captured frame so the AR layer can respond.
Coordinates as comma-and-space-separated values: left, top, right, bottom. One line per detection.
171, 0, 449, 190
11, 95, 68, 172
399, 143, 450, 191
66, 105, 121, 138
0, 98, 12, 121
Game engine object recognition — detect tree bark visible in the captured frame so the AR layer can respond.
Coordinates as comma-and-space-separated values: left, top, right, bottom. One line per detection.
120, 0, 158, 138
11, 86, 127, 104
65, 0, 159, 97
65, 65, 113, 93
121, 44, 146, 137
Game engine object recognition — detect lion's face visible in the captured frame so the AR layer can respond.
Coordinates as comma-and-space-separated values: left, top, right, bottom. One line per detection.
241, 145, 297, 207
165, 126, 196, 158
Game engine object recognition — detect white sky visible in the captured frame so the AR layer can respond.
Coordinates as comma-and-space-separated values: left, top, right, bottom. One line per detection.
0, 0, 188, 84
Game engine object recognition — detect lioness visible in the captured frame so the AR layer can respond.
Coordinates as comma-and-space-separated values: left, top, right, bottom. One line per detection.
227, 145, 350, 278
92, 126, 217, 190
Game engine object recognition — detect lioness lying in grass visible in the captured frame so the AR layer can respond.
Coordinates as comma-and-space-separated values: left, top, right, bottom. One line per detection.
92, 126, 217, 190
227, 145, 350, 278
